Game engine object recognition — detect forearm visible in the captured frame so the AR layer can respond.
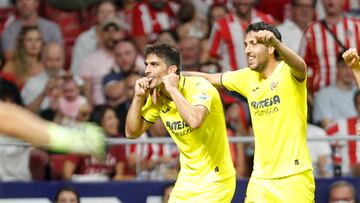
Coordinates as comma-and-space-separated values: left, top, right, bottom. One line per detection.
125, 96, 147, 138
0, 103, 50, 146
168, 89, 206, 129
182, 71, 222, 86
273, 41, 307, 79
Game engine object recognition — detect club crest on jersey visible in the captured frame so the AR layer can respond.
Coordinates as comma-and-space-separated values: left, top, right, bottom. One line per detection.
270, 81, 278, 91
193, 93, 210, 101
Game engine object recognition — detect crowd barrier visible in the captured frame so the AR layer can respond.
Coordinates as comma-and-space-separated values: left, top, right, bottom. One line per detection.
0, 178, 359, 203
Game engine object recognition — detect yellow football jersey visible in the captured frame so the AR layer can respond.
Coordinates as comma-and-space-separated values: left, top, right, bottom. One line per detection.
222, 61, 312, 178
142, 75, 235, 183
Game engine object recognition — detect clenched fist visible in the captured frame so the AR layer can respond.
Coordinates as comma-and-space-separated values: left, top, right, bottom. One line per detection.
342, 48, 360, 70
162, 73, 179, 93
254, 30, 279, 47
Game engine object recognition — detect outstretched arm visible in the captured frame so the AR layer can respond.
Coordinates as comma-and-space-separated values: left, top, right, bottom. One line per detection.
0, 102, 105, 156
181, 71, 223, 87
0, 102, 50, 146
343, 48, 360, 87
255, 30, 307, 81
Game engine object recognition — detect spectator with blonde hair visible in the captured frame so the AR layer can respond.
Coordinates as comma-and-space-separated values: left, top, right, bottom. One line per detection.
1, 0, 62, 60
1, 25, 44, 89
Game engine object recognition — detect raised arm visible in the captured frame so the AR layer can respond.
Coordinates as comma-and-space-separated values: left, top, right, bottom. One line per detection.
162, 73, 209, 129
255, 30, 307, 81
125, 77, 153, 139
181, 71, 223, 87
342, 48, 360, 87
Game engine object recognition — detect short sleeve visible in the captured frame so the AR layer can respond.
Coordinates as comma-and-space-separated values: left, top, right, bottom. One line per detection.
189, 80, 215, 112
221, 70, 250, 97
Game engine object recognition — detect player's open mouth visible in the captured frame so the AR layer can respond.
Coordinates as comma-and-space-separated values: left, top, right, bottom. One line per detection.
248, 56, 255, 64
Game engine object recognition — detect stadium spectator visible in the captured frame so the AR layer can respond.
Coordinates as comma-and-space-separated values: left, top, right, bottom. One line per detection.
54, 186, 80, 203
307, 123, 333, 177
1, 0, 62, 60
1, 25, 44, 89
255, 0, 290, 23
200, 3, 227, 63
192, 0, 228, 21
225, 101, 250, 177
70, 0, 116, 75
300, 0, 360, 96
277, 0, 316, 52
208, 0, 275, 71
79, 16, 126, 106
57, 76, 89, 126
131, 0, 178, 51
116, 0, 137, 32
62, 105, 128, 181
328, 180, 356, 203
315, 0, 360, 20
157, 30, 179, 47
103, 39, 143, 134
126, 120, 179, 181
313, 55, 357, 128
206, 3, 228, 34
136, 119, 179, 181
327, 89, 360, 176
176, 1, 207, 39
178, 36, 202, 71
21, 42, 65, 113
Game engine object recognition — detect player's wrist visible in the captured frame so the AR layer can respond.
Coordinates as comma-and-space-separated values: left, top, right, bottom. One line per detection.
134, 93, 148, 100
271, 39, 281, 49
166, 87, 179, 97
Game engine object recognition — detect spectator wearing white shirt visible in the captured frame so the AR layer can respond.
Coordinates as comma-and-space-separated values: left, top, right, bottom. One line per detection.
70, 1, 117, 75
277, 0, 316, 52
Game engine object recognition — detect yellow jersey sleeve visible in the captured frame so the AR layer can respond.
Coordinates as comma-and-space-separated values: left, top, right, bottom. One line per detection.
221, 69, 253, 98
141, 96, 160, 123
189, 80, 215, 112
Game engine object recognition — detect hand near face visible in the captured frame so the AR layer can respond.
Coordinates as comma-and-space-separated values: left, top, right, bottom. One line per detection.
254, 30, 279, 47
343, 48, 360, 69
134, 77, 152, 98
162, 73, 179, 93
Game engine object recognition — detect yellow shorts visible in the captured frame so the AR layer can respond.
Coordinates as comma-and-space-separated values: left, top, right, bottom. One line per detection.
245, 170, 315, 203
169, 175, 236, 203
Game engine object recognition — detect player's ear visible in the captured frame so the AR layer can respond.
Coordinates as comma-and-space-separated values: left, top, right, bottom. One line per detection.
168, 65, 177, 74
268, 46, 275, 56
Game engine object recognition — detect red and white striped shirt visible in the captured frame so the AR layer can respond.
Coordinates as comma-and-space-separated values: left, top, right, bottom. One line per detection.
316, 0, 360, 20
326, 117, 360, 175
208, 10, 274, 71
300, 17, 360, 95
131, 2, 178, 41
126, 136, 178, 162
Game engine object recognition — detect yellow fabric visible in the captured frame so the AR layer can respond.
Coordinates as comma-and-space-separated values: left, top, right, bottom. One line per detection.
245, 170, 315, 203
222, 61, 312, 178
169, 175, 236, 203
142, 75, 235, 183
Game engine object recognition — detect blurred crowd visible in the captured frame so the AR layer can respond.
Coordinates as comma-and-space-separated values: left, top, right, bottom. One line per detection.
0, 0, 360, 182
